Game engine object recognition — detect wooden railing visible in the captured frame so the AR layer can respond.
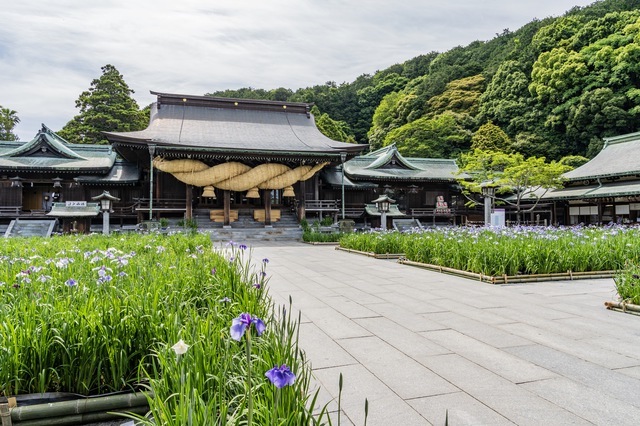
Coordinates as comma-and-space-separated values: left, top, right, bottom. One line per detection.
134, 198, 187, 211
0, 206, 21, 216
305, 200, 339, 211
411, 208, 456, 216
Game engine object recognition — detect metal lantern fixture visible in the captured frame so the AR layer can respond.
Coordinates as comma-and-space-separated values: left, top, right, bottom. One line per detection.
10, 176, 23, 188
52, 177, 63, 188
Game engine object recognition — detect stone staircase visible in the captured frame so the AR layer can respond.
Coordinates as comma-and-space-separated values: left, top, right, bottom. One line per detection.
4, 219, 57, 238
190, 208, 303, 242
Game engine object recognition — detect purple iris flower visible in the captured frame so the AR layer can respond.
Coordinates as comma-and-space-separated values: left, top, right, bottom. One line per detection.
253, 283, 261, 289
265, 365, 296, 388
65, 278, 77, 287
230, 313, 266, 341
239, 244, 248, 250
262, 258, 269, 264
211, 267, 217, 276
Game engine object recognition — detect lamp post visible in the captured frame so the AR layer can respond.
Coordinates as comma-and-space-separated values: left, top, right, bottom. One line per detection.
481, 182, 495, 226
340, 152, 347, 220
92, 191, 120, 235
371, 194, 394, 230
148, 145, 156, 220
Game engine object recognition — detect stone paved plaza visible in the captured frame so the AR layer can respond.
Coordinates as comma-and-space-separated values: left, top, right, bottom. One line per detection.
248, 242, 640, 426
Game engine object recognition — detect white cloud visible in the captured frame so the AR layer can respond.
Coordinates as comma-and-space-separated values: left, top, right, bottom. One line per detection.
1, 0, 593, 140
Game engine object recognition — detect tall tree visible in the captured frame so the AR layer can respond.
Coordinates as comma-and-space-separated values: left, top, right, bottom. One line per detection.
471, 122, 512, 152
0, 106, 20, 141
457, 149, 571, 222
58, 64, 148, 144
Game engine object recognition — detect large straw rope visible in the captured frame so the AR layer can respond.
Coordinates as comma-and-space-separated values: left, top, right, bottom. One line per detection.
152, 157, 328, 191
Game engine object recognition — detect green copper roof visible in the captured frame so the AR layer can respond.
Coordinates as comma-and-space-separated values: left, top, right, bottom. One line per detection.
0, 125, 116, 172
363, 204, 405, 217
564, 131, 640, 181
344, 144, 458, 181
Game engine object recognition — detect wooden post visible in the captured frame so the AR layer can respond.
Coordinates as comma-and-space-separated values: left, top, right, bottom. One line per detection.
223, 190, 230, 227
185, 184, 193, 220
264, 190, 272, 226
299, 180, 306, 220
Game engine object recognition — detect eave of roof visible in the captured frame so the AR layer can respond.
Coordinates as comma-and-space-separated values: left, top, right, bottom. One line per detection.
564, 131, 640, 181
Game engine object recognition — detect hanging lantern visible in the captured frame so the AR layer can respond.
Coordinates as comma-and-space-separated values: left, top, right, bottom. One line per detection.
246, 187, 260, 198
202, 185, 216, 199
282, 186, 295, 198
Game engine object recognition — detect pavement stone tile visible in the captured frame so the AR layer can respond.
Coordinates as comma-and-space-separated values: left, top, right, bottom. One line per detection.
407, 392, 517, 426
354, 316, 451, 358
301, 306, 373, 340
337, 335, 459, 399
368, 302, 449, 332
520, 376, 640, 425
499, 322, 639, 369
419, 354, 592, 425
615, 366, 640, 380
322, 295, 382, 319
487, 306, 593, 340
298, 322, 358, 370
371, 289, 448, 314
424, 311, 532, 348
423, 329, 556, 384
505, 344, 640, 409
312, 364, 430, 426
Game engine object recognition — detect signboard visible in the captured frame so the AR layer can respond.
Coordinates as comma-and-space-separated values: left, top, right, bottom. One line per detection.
65, 201, 87, 207
490, 209, 505, 227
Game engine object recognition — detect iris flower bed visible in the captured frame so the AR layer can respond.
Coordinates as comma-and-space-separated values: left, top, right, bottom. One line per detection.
614, 263, 640, 305
0, 233, 324, 425
339, 225, 640, 276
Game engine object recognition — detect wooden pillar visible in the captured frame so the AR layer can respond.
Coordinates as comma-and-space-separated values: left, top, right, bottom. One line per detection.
299, 180, 306, 220
264, 190, 272, 226
597, 200, 603, 225
154, 170, 160, 220
185, 184, 193, 220
223, 190, 231, 227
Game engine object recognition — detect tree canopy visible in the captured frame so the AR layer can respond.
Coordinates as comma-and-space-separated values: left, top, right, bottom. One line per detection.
58, 64, 148, 144
457, 149, 572, 221
0, 106, 20, 141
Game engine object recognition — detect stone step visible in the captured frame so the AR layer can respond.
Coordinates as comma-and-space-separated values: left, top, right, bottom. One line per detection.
208, 226, 302, 242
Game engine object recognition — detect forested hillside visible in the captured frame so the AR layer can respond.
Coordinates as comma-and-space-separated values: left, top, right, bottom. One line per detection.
209, 0, 640, 160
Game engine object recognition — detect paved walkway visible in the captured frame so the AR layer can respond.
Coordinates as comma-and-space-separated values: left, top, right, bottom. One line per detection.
249, 242, 640, 426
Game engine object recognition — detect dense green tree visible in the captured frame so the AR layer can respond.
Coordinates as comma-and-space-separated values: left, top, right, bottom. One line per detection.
471, 122, 512, 152
310, 106, 355, 142
59, 65, 147, 144
559, 155, 590, 168
0, 106, 20, 141
478, 60, 532, 133
426, 74, 486, 118
384, 112, 472, 158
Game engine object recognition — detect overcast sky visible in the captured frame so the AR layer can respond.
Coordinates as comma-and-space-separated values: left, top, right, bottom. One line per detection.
1, 0, 595, 140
